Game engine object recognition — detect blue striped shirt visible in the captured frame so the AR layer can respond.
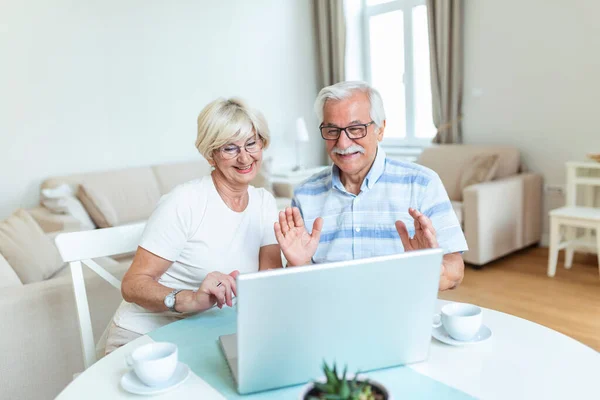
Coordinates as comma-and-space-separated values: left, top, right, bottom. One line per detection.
292, 147, 468, 263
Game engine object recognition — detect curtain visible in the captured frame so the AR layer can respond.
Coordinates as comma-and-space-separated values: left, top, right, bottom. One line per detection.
427, 0, 464, 144
314, 0, 346, 88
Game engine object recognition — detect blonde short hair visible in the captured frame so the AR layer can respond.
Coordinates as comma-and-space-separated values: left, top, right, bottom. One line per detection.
195, 97, 270, 161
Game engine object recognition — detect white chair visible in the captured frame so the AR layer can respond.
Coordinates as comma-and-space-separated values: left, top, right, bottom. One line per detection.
55, 222, 146, 369
547, 162, 600, 278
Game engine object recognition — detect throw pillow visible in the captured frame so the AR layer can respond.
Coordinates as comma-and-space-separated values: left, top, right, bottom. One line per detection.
41, 183, 73, 201
77, 184, 119, 228
76, 168, 162, 227
41, 183, 96, 230
458, 154, 499, 196
0, 209, 65, 283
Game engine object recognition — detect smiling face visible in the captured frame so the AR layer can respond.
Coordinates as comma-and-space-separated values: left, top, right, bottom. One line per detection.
211, 134, 263, 187
322, 91, 385, 179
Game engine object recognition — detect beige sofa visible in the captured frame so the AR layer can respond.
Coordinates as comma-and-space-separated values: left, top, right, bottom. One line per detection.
417, 145, 543, 266
32, 158, 292, 233
0, 159, 291, 400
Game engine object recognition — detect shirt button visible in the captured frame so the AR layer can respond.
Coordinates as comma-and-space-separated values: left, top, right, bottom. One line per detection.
355, 227, 361, 233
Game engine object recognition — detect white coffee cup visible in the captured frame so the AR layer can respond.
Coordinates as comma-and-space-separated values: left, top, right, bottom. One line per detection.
433, 303, 482, 341
126, 342, 178, 386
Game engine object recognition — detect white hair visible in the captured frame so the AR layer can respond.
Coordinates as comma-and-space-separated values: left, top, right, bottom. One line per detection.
195, 97, 270, 161
314, 81, 386, 127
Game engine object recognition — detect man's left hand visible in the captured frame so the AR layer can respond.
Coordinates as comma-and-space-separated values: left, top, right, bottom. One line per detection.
395, 208, 438, 250
395, 208, 464, 291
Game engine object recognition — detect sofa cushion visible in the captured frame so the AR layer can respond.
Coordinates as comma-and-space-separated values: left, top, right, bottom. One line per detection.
76, 167, 162, 227
417, 145, 521, 201
152, 160, 213, 195
0, 252, 22, 288
458, 154, 499, 193
0, 209, 64, 283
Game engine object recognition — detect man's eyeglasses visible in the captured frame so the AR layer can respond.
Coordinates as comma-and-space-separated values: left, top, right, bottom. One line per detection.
219, 137, 263, 160
319, 121, 375, 141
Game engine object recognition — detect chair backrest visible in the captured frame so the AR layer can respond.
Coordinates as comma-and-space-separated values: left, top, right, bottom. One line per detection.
565, 162, 600, 207
55, 222, 146, 369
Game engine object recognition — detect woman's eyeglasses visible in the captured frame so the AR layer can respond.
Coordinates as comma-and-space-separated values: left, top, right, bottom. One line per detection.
219, 137, 263, 160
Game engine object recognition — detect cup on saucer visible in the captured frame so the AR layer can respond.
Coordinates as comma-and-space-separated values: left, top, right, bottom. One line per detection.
126, 342, 178, 387
121, 362, 190, 395
433, 303, 483, 342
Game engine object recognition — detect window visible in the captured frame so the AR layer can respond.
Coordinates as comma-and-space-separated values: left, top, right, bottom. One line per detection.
353, 0, 436, 147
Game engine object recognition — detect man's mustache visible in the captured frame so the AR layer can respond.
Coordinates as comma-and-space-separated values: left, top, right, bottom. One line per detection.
331, 145, 366, 155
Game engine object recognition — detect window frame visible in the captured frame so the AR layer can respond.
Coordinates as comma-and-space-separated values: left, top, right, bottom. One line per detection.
361, 0, 434, 149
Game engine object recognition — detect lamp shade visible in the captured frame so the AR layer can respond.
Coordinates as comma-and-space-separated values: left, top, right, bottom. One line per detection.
295, 117, 310, 143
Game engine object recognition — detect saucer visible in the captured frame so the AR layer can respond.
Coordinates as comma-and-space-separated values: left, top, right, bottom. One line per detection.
432, 324, 492, 346
121, 362, 190, 395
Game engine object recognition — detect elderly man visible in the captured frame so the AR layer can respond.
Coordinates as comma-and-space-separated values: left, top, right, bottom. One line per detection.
275, 81, 468, 290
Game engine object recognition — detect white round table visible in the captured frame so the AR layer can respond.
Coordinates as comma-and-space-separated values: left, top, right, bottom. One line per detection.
56, 300, 599, 399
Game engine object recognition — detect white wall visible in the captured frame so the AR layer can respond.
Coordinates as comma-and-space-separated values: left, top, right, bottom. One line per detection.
0, 0, 322, 219
462, 0, 600, 239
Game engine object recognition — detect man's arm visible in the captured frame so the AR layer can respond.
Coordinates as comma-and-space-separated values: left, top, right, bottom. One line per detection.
440, 252, 464, 291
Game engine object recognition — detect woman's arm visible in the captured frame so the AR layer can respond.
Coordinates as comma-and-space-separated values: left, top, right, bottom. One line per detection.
121, 246, 238, 312
258, 244, 283, 271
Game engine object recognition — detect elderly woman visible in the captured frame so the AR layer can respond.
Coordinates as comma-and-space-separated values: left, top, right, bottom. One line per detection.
105, 97, 282, 353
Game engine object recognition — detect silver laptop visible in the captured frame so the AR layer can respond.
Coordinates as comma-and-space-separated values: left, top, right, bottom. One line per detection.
219, 248, 444, 394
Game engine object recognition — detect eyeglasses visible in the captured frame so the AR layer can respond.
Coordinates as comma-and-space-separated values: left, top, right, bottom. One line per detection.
319, 121, 375, 141
218, 137, 263, 160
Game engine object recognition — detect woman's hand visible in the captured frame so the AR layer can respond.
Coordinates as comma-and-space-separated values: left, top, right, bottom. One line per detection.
274, 207, 323, 267
195, 270, 240, 309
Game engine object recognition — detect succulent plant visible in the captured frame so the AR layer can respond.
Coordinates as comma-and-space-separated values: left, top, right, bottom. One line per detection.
306, 361, 383, 400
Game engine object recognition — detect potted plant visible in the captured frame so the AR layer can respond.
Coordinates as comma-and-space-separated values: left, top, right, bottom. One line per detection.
298, 361, 391, 400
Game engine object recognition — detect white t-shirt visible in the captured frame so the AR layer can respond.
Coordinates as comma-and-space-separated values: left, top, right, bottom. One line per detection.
112, 176, 278, 334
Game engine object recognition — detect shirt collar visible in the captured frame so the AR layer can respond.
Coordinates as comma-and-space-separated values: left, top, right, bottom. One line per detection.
364, 145, 386, 190
331, 145, 386, 193
331, 164, 344, 192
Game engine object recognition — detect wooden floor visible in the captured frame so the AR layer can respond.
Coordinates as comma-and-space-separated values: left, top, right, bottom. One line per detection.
439, 246, 600, 350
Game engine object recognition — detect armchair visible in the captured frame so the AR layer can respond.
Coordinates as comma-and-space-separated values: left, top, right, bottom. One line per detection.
417, 145, 543, 266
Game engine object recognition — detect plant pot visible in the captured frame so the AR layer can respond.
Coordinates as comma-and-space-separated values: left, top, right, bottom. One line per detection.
298, 375, 392, 400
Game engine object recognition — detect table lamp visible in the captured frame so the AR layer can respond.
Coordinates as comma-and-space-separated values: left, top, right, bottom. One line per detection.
293, 117, 310, 171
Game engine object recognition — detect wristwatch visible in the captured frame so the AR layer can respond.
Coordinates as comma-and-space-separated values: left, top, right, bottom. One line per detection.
164, 289, 183, 313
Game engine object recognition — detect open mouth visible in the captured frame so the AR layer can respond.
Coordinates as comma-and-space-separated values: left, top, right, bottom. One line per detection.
234, 163, 254, 174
